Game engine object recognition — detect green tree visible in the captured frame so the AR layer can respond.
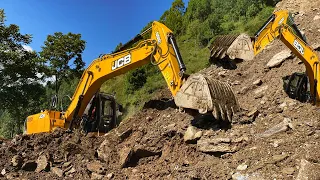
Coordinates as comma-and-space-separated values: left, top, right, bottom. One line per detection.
40, 32, 86, 89
125, 68, 147, 94
160, 0, 185, 34
0, 9, 46, 137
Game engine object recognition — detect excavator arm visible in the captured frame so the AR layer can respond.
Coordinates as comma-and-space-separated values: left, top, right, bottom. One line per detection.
25, 21, 239, 134
211, 10, 320, 105
65, 22, 187, 129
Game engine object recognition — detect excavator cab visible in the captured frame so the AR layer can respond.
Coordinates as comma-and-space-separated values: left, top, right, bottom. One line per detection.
82, 92, 122, 134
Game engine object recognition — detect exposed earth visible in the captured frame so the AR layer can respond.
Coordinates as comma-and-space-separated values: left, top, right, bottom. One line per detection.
1, 0, 320, 179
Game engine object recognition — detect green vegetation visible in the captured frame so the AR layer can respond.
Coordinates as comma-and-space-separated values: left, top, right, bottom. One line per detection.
0, 0, 279, 137
0, 9, 85, 137
100, 0, 278, 119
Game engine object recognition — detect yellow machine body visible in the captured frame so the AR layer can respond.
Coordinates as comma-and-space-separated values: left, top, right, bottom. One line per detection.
26, 21, 239, 134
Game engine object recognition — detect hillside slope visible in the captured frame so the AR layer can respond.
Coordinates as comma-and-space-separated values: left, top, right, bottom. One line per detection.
1, 0, 320, 179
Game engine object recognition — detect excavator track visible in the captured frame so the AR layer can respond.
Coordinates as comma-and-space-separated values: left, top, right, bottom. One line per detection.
174, 74, 239, 122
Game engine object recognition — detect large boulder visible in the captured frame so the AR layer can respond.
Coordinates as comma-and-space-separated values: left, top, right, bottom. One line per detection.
266, 50, 291, 68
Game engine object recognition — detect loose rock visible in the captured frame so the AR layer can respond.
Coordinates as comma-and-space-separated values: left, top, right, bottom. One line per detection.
51, 167, 63, 177
281, 167, 295, 175
35, 154, 49, 172
119, 147, 133, 168
197, 137, 247, 153
296, 159, 320, 180
313, 15, 320, 21
237, 164, 248, 171
87, 161, 105, 174
1, 168, 6, 176
256, 118, 292, 138
91, 172, 104, 180
11, 155, 23, 167
266, 50, 291, 68
254, 85, 268, 94
184, 126, 201, 143
106, 173, 114, 179
253, 79, 263, 86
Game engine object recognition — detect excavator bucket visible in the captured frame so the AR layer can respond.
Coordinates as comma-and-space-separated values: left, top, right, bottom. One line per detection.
174, 74, 239, 122
210, 33, 254, 61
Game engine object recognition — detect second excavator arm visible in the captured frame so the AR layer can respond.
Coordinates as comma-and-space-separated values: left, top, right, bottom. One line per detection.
211, 10, 320, 105
248, 10, 320, 105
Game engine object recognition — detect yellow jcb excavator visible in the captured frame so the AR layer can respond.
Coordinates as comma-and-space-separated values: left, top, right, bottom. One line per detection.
25, 21, 239, 134
210, 10, 320, 105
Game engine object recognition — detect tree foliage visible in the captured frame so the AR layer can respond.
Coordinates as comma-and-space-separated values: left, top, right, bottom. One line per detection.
40, 32, 86, 87
0, 9, 46, 137
160, 0, 185, 34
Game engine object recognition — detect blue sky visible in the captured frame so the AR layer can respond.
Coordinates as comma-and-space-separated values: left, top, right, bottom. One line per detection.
1, 0, 187, 66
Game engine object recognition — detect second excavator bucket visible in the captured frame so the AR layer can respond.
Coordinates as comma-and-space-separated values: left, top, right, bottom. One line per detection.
210, 33, 254, 61
174, 74, 239, 122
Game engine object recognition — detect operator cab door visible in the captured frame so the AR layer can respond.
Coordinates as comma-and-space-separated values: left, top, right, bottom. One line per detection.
96, 93, 118, 133
85, 93, 119, 133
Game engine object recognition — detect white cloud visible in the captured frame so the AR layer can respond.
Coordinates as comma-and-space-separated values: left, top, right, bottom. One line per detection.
36, 73, 55, 85
22, 45, 33, 52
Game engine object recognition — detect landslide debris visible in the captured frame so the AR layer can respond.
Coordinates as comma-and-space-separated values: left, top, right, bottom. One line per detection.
1, 0, 320, 179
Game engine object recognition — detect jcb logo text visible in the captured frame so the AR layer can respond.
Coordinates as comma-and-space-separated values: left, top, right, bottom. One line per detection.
112, 54, 131, 70
293, 40, 304, 55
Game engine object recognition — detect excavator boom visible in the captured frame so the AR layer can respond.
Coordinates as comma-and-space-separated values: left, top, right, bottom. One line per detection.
25, 21, 239, 134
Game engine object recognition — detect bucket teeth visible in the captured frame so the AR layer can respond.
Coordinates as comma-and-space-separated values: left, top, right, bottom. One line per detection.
209, 33, 254, 61
205, 77, 239, 122
174, 73, 239, 122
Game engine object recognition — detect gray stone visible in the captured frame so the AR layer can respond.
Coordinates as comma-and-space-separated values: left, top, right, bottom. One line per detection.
314, 15, 320, 21
281, 167, 295, 175
272, 154, 289, 163
197, 137, 244, 153
256, 118, 292, 138
254, 85, 268, 94
253, 79, 262, 86
237, 164, 248, 171
87, 161, 105, 174
1, 168, 6, 176
119, 147, 133, 168
266, 50, 291, 68
65, 167, 76, 175
35, 154, 49, 172
97, 140, 113, 162
312, 43, 320, 50
62, 161, 72, 168
11, 155, 22, 167
247, 109, 259, 118
194, 131, 203, 139
91, 172, 104, 180
218, 71, 227, 77
51, 167, 63, 177
106, 173, 114, 179
184, 126, 202, 143
296, 159, 320, 180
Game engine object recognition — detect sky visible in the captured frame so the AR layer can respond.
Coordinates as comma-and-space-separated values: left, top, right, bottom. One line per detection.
1, 0, 187, 66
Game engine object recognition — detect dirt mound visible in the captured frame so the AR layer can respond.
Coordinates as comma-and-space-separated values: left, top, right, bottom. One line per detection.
1, 0, 320, 179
